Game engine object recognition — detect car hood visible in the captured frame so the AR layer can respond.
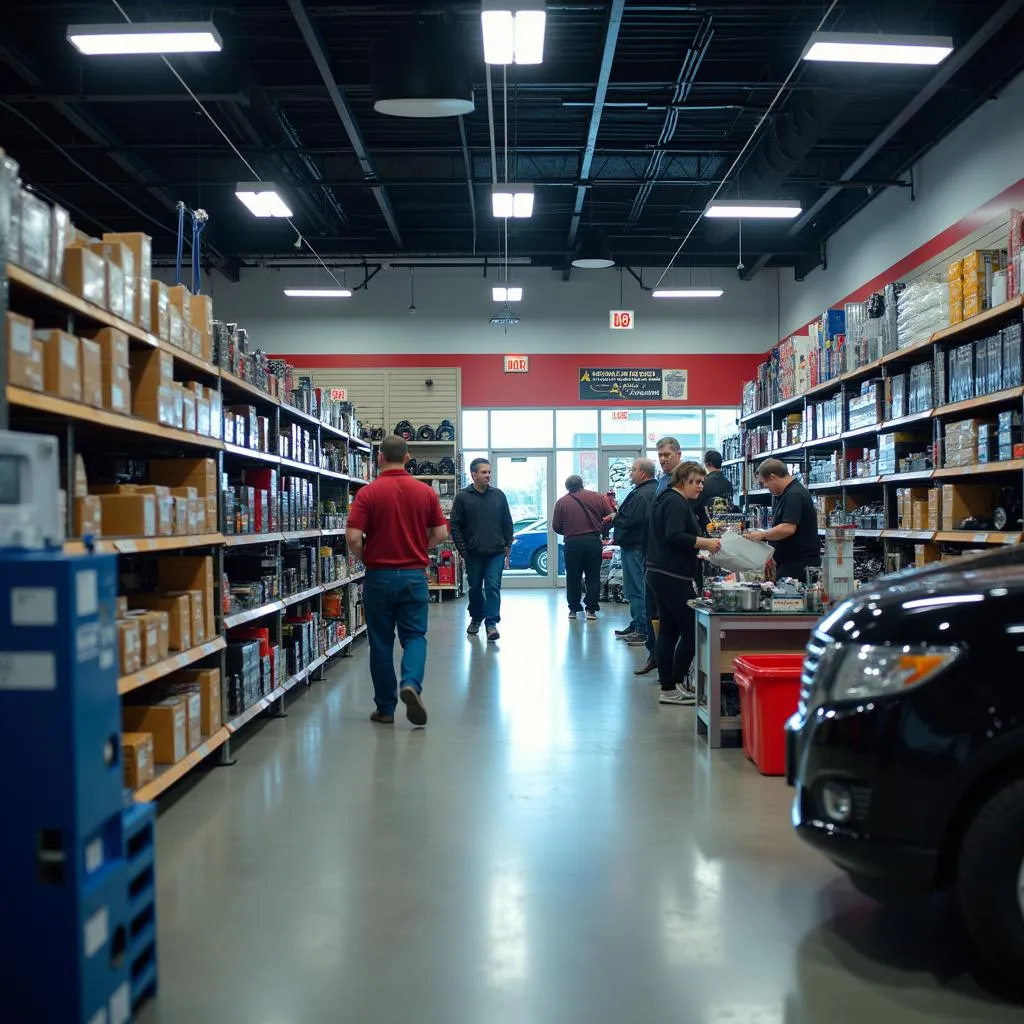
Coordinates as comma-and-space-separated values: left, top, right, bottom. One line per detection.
817, 545, 1024, 647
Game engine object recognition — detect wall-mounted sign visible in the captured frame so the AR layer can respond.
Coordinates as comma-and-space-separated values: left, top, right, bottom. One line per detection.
580, 367, 665, 401
609, 310, 634, 330
504, 354, 529, 373
330, 387, 347, 400
610, 409, 631, 421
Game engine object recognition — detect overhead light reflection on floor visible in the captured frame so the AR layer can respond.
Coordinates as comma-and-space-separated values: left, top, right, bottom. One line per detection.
486, 864, 529, 988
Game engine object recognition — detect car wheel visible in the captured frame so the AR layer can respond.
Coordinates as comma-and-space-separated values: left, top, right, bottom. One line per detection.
532, 549, 548, 576
956, 778, 1024, 976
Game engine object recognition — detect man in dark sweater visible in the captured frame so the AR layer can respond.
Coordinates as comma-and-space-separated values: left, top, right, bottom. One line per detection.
610, 458, 657, 642
450, 458, 514, 642
700, 449, 735, 521
745, 458, 821, 583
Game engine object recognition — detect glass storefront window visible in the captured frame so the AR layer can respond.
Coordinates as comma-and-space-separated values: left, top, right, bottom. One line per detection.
462, 410, 488, 449
555, 409, 599, 448
705, 408, 740, 452
556, 450, 598, 493
491, 409, 553, 449
599, 408, 643, 446
644, 410, 702, 454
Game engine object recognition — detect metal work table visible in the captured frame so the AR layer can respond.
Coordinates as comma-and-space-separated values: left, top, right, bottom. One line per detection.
691, 603, 820, 748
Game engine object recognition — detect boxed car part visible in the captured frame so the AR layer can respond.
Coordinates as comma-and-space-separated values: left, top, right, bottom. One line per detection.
97, 492, 156, 537
6, 311, 43, 391
118, 617, 142, 675
103, 231, 152, 327
157, 555, 216, 642
122, 698, 187, 764
18, 189, 52, 278
171, 667, 222, 735
164, 685, 202, 751
129, 593, 191, 651
36, 329, 81, 401
122, 732, 155, 790
123, 610, 162, 667
79, 337, 102, 408
63, 245, 106, 307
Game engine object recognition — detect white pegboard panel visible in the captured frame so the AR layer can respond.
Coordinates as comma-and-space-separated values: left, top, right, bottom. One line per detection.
902, 212, 1010, 285
387, 368, 458, 435
303, 369, 387, 434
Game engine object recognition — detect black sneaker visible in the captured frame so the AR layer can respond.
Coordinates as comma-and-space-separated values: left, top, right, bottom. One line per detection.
467, 620, 481, 635
633, 657, 657, 676
486, 627, 500, 642
399, 686, 428, 726
614, 627, 635, 636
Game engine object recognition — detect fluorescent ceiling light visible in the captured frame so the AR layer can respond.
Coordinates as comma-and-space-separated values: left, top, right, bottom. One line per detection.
492, 286, 523, 302
803, 31, 953, 66
481, 1, 546, 65
67, 22, 223, 55
491, 183, 534, 218
284, 288, 352, 298
704, 199, 801, 219
652, 289, 723, 299
235, 183, 293, 218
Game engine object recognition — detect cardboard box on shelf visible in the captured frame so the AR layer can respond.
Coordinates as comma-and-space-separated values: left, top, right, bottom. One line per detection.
914, 543, 941, 567
157, 555, 216, 641
90, 326, 130, 366
116, 595, 128, 618
134, 484, 173, 536
149, 457, 218, 496
74, 495, 102, 538
911, 499, 929, 532
190, 294, 214, 360
947, 259, 963, 281
150, 280, 170, 340
173, 667, 221, 735
130, 347, 173, 403
63, 246, 106, 307
117, 617, 142, 676
88, 241, 136, 322
122, 699, 186, 765
196, 396, 212, 437
73, 455, 88, 498
928, 488, 942, 531
122, 732, 155, 790
98, 493, 156, 537
182, 389, 197, 433
166, 589, 205, 645
164, 685, 202, 752
19, 190, 52, 278
103, 231, 151, 327
129, 593, 191, 651
102, 361, 132, 415
6, 311, 43, 391
168, 305, 183, 349
941, 484, 997, 532
80, 337, 102, 408
36, 330, 81, 401
124, 609, 161, 667
168, 284, 192, 327
50, 204, 71, 283
105, 261, 126, 319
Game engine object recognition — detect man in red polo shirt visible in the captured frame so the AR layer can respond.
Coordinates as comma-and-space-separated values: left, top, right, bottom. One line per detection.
346, 435, 449, 726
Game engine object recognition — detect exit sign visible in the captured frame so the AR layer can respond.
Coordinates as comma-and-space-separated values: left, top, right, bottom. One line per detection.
504, 354, 529, 373
329, 387, 347, 400
609, 310, 634, 330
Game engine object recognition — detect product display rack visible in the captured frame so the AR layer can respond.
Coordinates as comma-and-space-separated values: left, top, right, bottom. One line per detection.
3, 259, 374, 803
735, 296, 1024, 564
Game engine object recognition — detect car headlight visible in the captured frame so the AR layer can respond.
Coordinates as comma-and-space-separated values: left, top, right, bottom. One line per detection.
827, 644, 961, 702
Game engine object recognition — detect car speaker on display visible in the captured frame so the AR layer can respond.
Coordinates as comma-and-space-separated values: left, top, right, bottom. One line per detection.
370, 427, 385, 442
437, 457, 455, 475
395, 420, 415, 440
361, 426, 371, 440
436, 419, 455, 441
417, 424, 436, 440
416, 460, 438, 476
405, 459, 418, 475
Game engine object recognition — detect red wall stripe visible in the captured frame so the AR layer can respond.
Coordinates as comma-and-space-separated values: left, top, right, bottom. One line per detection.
273, 352, 764, 408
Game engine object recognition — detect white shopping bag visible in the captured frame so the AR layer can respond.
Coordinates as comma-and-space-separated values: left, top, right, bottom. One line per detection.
711, 532, 774, 573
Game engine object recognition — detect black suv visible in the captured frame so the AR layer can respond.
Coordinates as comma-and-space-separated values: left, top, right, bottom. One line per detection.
787, 545, 1024, 976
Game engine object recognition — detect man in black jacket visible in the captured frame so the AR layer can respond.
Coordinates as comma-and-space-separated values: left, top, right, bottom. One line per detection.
449, 458, 514, 642
610, 458, 657, 643
700, 449, 735, 520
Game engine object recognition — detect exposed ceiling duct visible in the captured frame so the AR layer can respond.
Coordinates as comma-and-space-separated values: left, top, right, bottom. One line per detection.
703, 85, 850, 246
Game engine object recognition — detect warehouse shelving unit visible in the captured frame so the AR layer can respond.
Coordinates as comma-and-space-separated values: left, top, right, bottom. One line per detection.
4, 258, 374, 803
735, 295, 1024, 562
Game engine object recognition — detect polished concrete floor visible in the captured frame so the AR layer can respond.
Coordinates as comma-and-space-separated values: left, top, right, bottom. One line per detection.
141, 591, 1019, 1023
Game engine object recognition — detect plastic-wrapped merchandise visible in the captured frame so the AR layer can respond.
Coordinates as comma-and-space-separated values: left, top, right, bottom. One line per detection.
881, 283, 903, 355
896, 275, 949, 349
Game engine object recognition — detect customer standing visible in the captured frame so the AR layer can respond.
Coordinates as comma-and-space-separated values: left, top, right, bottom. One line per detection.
645, 462, 721, 705
346, 435, 449, 726
610, 458, 657, 642
699, 449, 735, 520
745, 458, 821, 583
552, 475, 613, 620
449, 458, 514, 642
633, 436, 685, 676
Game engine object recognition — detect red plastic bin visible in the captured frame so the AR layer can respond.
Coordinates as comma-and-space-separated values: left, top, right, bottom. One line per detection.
733, 655, 805, 776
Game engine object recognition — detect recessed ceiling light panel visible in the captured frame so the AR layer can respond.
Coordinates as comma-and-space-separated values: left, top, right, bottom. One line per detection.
704, 200, 801, 219
67, 22, 223, 55
802, 31, 953, 66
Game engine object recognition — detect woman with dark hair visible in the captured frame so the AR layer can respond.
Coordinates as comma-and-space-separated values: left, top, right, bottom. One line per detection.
552, 475, 613, 620
645, 462, 721, 705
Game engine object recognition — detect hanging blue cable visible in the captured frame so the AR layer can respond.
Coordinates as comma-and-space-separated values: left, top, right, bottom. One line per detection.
174, 201, 186, 286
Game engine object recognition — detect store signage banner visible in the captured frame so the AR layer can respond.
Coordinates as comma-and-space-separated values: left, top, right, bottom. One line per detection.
330, 387, 347, 400
609, 310, 634, 329
503, 354, 529, 373
579, 367, 687, 401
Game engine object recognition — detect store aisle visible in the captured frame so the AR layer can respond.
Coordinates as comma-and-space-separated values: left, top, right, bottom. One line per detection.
141, 592, 1017, 1024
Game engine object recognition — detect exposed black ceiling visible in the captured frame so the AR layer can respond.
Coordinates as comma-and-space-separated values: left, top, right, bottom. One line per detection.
2, 0, 1022, 281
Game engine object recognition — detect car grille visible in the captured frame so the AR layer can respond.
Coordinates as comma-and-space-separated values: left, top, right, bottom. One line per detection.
799, 634, 831, 715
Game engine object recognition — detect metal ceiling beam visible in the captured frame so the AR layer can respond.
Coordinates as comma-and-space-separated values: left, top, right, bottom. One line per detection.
566, 0, 625, 249
742, 0, 1024, 280
286, 0, 402, 248
6, 92, 250, 105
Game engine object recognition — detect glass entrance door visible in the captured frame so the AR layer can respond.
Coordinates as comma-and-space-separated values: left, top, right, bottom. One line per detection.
493, 452, 557, 587
602, 449, 643, 508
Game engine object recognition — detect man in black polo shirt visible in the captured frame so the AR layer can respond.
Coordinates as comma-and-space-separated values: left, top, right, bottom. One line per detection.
745, 458, 821, 583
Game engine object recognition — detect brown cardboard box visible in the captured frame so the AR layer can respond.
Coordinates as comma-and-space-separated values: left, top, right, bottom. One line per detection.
188, 325, 203, 358
170, 384, 185, 430
928, 488, 942, 531
124, 610, 161, 667
37, 330, 82, 401
172, 667, 222, 735
182, 389, 197, 433
167, 589, 205, 645
121, 732, 155, 790
168, 305, 183, 349
80, 337, 102, 408
915, 543, 941, 567
73, 454, 88, 498
171, 496, 188, 535
122, 699, 186, 764
74, 495, 102, 538
191, 497, 206, 534
134, 485, 172, 537
98, 493, 156, 537
148, 458, 218, 496
91, 327, 130, 366
116, 595, 128, 618
7, 311, 44, 392
129, 593, 191, 651
117, 618, 142, 676
88, 241, 135, 322
190, 294, 214, 360
941, 484, 997, 531
157, 556, 215, 642
911, 499, 929, 532
165, 685, 202, 751
150, 280, 170, 340
103, 231, 151, 328
136, 384, 176, 427
195, 396, 212, 437
63, 246, 106, 307
102, 362, 131, 415
129, 347, 173, 406
105, 262, 126, 319
168, 284, 192, 326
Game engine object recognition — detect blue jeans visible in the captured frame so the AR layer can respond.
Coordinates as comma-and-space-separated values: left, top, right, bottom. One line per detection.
363, 569, 430, 716
619, 546, 647, 636
465, 551, 504, 626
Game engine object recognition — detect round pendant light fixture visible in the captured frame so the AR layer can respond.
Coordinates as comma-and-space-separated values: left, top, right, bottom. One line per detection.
571, 228, 615, 269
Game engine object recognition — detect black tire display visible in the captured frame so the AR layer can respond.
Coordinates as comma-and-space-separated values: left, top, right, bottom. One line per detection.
956, 778, 1024, 977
